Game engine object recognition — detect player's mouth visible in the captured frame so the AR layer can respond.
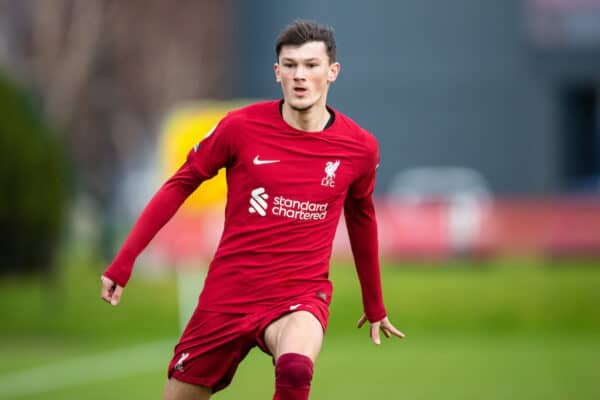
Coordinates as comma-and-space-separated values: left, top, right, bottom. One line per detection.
293, 87, 308, 96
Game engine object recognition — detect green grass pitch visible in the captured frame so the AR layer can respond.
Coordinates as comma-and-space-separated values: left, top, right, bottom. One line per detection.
1, 257, 599, 399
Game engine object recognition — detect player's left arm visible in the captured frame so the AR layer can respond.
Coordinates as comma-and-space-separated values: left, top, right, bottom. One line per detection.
344, 136, 405, 344
344, 192, 405, 344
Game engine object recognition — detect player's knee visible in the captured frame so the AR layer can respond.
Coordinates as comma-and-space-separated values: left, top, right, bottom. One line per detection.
275, 353, 314, 388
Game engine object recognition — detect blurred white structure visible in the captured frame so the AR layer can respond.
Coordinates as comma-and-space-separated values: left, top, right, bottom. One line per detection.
388, 167, 492, 255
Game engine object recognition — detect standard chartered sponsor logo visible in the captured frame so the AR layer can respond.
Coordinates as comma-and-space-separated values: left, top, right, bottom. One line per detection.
272, 195, 328, 220
248, 188, 328, 220
248, 187, 269, 216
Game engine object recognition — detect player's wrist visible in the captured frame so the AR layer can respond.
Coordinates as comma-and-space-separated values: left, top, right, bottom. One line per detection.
103, 264, 130, 287
365, 309, 387, 323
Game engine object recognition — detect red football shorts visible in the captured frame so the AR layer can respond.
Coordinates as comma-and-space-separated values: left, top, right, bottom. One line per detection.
167, 294, 329, 393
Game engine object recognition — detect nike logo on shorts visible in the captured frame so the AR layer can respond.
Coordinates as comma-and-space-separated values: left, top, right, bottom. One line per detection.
174, 352, 189, 372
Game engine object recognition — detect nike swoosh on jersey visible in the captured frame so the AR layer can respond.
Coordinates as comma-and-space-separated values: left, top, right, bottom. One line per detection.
253, 155, 280, 165
289, 304, 302, 311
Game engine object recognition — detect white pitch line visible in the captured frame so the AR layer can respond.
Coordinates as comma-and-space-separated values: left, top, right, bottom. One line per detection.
0, 338, 174, 398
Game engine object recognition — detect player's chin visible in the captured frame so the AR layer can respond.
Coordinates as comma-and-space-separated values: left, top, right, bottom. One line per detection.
288, 98, 315, 112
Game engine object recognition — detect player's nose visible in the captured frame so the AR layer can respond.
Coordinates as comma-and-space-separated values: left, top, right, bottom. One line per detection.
293, 65, 307, 79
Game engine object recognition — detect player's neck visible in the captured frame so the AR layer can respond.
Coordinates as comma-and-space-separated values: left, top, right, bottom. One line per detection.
281, 101, 331, 132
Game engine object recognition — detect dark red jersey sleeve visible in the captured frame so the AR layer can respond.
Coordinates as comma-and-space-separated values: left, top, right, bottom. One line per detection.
103, 162, 201, 287
344, 135, 387, 322
104, 115, 237, 287
186, 114, 237, 180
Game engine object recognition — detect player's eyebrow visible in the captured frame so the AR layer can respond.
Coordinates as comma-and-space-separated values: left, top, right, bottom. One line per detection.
280, 57, 321, 63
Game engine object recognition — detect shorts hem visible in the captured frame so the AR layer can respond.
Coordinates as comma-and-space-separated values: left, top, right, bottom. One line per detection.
169, 370, 217, 393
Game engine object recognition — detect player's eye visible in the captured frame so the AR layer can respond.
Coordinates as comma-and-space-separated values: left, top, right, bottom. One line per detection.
283, 63, 295, 68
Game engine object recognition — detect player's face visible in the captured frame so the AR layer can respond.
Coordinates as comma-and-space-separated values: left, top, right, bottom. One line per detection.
274, 41, 340, 112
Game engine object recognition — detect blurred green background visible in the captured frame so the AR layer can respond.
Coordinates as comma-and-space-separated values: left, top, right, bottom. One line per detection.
2, 257, 599, 399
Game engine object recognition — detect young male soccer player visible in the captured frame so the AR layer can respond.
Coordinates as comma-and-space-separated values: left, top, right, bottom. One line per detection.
100, 20, 405, 400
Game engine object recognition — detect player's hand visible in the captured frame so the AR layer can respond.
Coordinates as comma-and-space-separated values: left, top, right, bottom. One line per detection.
357, 314, 405, 345
100, 275, 124, 306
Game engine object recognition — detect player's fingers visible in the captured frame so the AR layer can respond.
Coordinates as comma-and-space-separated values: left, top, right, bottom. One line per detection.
370, 323, 381, 345
356, 314, 368, 329
382, 327, 391, 338
385, 323, 406, 339
395, 330, 406, 339
110, 285, 124, 306
101, 293, 111, 304
100, 276, 114, 303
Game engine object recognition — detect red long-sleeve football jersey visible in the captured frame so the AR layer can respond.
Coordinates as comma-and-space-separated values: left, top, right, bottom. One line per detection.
104, 100, 386, 322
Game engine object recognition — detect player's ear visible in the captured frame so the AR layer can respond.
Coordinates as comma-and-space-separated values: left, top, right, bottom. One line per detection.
327, 62, 340, 83
274, 63, 281, 83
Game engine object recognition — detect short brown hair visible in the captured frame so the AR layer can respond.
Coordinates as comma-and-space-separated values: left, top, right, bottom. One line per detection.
275, 20, 337, 63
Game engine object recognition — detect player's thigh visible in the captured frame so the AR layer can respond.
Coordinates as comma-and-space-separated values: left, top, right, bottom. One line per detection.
264, 310, 324, 362
163, 377, 212, 400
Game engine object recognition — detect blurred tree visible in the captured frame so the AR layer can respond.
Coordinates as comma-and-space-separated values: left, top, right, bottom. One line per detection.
0, 0, 234, 260
0, 73, 67, 275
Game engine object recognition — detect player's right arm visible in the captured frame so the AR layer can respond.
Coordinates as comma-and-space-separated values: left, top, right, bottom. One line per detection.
101, 161, 201, 305
101, 114, 238, 306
